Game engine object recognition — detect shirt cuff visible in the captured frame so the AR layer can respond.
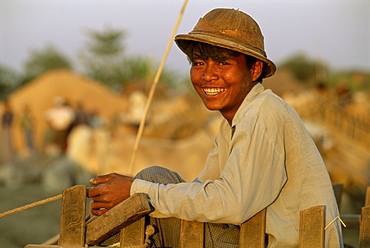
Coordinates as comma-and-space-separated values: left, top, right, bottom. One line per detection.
130, 179, 171, 219
130, 179, 153, 196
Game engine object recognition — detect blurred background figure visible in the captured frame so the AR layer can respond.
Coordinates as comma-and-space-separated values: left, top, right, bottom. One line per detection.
1, 99, 15, 162
73, 100, 90, 127
20, 103, 35, 155
44, 96, 75, 155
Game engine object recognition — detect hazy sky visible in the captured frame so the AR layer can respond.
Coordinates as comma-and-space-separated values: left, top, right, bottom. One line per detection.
1, 0, 369, 75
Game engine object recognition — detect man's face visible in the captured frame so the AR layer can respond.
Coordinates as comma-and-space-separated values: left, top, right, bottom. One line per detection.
190, 53, 258, 124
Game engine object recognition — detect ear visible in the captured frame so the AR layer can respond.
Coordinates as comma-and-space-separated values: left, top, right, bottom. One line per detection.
251, 61, 264, 81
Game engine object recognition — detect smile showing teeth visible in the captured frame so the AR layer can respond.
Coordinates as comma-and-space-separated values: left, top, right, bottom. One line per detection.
204, 88, 225, 96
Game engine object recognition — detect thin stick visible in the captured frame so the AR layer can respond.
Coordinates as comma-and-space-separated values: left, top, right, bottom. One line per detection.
128, 0, 189, 175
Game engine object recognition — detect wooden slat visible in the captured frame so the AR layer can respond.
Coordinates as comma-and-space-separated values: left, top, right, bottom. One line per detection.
341, 214, 360, 229
120, 216, 146, 247
359, 206, 370, 248
85, 193, 151, 245
239, 209, 266, 248
299, 205, 325, 248
332, 183, 344, 212
179, 220, 204, 248
25, 245, 82, 248
59, 185, 87, 247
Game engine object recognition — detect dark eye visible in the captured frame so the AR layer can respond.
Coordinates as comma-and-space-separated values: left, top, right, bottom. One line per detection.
193, 61, 204, 66
219, 62, 229, 65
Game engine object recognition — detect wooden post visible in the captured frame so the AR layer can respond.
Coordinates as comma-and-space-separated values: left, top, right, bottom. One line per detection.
120, 217, 146, 247
59, 185, 87, 247
359, 206, 370, 247
299, 205, 325, 248
239, 209, 266, 248
359, 187, 370, 248
179, 220, 204, 248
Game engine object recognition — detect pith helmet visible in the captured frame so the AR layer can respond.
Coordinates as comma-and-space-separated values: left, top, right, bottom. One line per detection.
175, 8, 276, 78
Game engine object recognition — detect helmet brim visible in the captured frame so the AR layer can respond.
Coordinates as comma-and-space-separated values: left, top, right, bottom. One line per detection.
175, 34, 276, 78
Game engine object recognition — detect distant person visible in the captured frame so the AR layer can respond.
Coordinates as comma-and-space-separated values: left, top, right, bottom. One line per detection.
88, 108, 104, 129
73, 101, 90, 127
45, 96, 75, 154
1, 99, 15, 161
20, 104, 35, 154
88, 8, 343, 247
336, 83, 352, 108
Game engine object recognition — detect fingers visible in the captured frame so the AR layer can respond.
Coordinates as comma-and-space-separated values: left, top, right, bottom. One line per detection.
90, 201, 114, 211
87, 173, 134, 216
89, 194, 121, 216
89, 173, 119, 185
91, 208, 109, 216
87, 184, 108, 198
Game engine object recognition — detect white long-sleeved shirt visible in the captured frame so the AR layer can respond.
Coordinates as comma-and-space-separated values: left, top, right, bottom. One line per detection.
131, 83, 343, 247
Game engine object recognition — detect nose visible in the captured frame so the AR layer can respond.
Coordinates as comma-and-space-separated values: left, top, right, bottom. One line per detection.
202, 61, 219, 82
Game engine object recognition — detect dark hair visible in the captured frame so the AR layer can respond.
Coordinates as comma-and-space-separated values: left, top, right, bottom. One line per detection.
184, 41, 263, 83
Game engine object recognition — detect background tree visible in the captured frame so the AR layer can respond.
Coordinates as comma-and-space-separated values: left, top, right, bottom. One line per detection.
79, 26, 127, 91
279, 53, 327, 85
22, 44, 73, 84
0, 64, 21, 99
79, 26, 189, 95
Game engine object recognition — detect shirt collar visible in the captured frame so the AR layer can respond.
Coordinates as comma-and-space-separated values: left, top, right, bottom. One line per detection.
231, 83, 265, 127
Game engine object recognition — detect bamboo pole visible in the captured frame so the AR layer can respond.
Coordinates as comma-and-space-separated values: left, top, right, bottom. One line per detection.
128, 0, 189, 175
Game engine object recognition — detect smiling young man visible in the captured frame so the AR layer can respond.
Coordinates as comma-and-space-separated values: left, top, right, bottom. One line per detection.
88, 8, 343, 247
188, 43, 263, 125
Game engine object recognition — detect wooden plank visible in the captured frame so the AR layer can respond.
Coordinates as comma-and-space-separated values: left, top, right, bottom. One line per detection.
239, 208, 266, 248
59, 185, 87, 247
85, 193, 151, 245
120, 216, 146, 247
25, 245, 57, 248
341, 214, 360, 229
298, 205, 325, 248
179, 220, 204, 248
359, 206, 370, 248
25, 246, 84, 248
332, 183, 344, 212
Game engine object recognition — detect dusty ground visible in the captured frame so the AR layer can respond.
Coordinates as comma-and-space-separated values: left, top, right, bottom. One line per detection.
0, 182, 61, 247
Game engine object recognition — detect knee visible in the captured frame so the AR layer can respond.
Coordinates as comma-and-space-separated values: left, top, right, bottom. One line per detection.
135, 166, 166, 179
135, 166, 184, 184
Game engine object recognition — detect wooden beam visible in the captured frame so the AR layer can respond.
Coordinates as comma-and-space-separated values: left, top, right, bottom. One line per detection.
299, 205, 325, 248
179, 220, 204, 248
120, 216, 146, 247
239, 209, 266, 248
85, 193, 151, 245
359, 206, 370, 247
25, 246, 84, 248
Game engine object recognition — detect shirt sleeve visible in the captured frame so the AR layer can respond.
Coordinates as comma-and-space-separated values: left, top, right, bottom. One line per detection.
131, 103, 288, 225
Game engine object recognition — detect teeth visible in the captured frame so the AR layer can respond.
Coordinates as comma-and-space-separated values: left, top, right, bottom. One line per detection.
204, 88, 225, 95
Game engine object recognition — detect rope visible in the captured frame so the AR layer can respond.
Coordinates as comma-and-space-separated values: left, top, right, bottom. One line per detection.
127, 0, 189, 175
0, 193, 62, 218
